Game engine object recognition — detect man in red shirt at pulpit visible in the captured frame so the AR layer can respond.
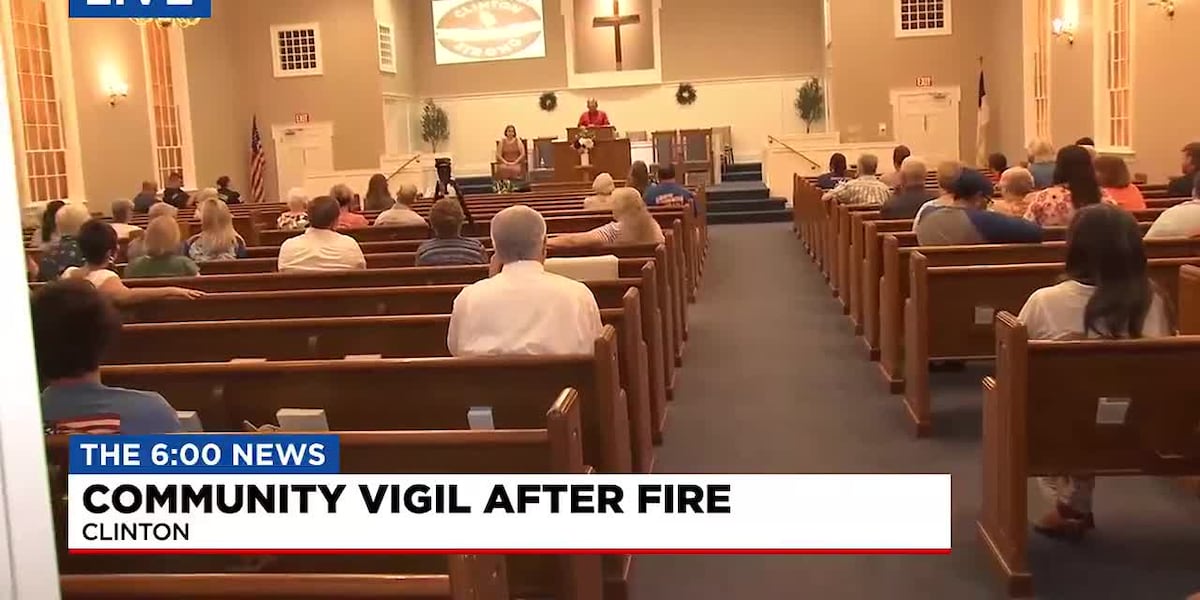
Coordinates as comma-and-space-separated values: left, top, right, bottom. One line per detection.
577, 99, 611, 128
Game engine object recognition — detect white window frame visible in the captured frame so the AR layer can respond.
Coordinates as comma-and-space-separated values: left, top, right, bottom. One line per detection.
1032, 0, 1051, 141
377, 22, 397, 74
1091, 0, 1133, 153
140, 23, 197, 189
0, 0, 86, 211
271, 23, 324, 79
894, 0, 953, 38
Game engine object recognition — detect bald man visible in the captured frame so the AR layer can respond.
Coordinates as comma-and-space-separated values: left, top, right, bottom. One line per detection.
447, 206, 602, 357
577, 98, 611, 128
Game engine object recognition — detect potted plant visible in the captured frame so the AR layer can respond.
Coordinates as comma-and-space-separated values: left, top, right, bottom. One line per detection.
421, 100, 449, 152
795, 78, 825, 134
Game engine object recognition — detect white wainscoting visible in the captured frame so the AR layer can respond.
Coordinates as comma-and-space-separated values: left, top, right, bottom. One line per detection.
416, 76, 822, 176
303, 152, 434, 200
763, 133, 899, 203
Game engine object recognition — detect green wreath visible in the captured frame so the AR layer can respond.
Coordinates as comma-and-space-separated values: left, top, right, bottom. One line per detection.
676, 83, 697, 106
539, 91, 558, 112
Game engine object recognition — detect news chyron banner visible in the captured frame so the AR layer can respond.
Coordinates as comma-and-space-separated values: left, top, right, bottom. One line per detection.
69, 436, 951, 554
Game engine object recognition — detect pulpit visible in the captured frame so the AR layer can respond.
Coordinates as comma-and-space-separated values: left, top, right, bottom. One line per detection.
551, 127, 631, 183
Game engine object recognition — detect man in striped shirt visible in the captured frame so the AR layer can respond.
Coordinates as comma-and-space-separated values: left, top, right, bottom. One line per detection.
416, 198, 488, 267
34, 280, 180, 435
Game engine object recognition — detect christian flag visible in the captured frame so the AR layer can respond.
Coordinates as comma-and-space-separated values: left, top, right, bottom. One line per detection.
250, 116, 267, 203
976, 68, 990, 168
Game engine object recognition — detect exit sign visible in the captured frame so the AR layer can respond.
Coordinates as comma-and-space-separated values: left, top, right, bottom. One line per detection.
916, 76, 934, 88
294, 113, 311, 124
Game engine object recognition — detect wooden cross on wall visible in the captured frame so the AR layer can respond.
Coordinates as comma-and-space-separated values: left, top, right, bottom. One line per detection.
592, 0, 641, 71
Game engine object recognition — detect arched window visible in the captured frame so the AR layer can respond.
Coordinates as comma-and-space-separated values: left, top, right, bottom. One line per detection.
0, 0, 82, 206
141, 23, 195, 187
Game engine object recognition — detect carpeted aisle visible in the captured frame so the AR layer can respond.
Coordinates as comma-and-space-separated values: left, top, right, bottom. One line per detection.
629, 223, 1200, 600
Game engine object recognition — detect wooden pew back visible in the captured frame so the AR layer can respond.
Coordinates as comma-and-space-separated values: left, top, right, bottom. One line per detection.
978, 314, 1200, 596
902, 254, 1200, 435
110, 291, 663, 471
99, 331, 630, 474
48, 391, 599, 600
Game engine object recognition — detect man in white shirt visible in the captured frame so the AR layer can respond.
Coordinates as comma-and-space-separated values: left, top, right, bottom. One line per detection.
277, 196, 367, 272
448, 205, 603, 356
1145, 178, 1200, 238
374, 184, 428, 227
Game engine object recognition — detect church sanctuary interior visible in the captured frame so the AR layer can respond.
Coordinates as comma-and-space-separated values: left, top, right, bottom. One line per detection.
5, 0, 1200, 598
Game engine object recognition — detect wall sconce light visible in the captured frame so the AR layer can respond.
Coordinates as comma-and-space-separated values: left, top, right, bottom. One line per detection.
105, 80, 129, 107
1148, 0, 1176, 17
1051, 17, 1077, 45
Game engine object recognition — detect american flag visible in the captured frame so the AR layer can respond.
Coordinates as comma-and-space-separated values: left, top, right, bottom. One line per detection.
250, 116, 266, 203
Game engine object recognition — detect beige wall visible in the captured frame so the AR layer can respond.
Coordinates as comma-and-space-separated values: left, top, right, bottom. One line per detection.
829, 0, 994, 162
986, 0, 1027, 162
414, 0, 825, 97
659, 0, 824, 82
184, 0, 385, 202
412, 0, 568, 97
183, 9, 245, 192
1132, 4, 1199, 183
1048, 0, 1093, 148
67, 19, 156, 214
380, 0, 417, 97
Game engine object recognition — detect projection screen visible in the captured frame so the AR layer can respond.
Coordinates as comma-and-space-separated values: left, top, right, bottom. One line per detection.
432, 0, 547, 65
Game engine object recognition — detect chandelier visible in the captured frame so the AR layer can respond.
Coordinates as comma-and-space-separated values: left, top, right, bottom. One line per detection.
130, 18, 203, 29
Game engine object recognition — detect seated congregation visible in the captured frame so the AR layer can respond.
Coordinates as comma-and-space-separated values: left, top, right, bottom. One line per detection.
797, 137, 1200, 597
30, 159, 705, 599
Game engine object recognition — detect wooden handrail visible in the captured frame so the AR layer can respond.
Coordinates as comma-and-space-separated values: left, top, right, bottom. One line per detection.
385, 154, 421, 182
767, 136, 821, 170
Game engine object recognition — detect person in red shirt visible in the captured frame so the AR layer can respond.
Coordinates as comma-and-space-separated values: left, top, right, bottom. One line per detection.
577, 99, 611, 128
331, 183, 369, 230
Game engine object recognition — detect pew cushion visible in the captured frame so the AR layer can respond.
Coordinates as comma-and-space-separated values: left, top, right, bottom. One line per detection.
546, 255, 619, 281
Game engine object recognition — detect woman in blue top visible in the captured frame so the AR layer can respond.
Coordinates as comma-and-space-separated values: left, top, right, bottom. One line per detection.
184, 198, 247, 263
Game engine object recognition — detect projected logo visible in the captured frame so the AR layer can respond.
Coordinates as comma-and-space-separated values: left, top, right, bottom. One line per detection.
433, 0, 546, 65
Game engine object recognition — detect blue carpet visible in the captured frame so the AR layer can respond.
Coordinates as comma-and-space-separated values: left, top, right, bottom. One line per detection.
629, 223, 1200, 599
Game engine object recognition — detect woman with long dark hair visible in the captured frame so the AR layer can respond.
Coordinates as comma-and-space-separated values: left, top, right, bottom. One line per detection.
1022, 145, 1113, 226
34, 200, 66, 248
1017, 203, 1172, 539
363, 173, 393, 212
627, 161, 652, 199
816, 153, 850, 190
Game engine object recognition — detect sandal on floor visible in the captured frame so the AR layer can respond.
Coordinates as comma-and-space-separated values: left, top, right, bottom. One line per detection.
1033, 504, 1095, 541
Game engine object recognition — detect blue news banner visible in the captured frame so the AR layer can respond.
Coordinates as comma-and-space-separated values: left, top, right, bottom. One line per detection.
69, 0, 212, 19
70, 434, 338, 475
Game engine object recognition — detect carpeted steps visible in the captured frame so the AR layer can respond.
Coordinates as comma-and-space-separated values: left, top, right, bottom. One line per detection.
708, 164, 791, 224
458, 175, 497, 196
722, 162, 764, 183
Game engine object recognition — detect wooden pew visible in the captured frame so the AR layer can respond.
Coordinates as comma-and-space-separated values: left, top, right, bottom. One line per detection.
875, 223, 1157, 393
119, 273, 669, 463
238, 234, 688, 362
1179, 265, 1200, 335
977, 314, 1200, 597
903, 252, 1200, 435
49, 390, 605, 600
123, 252, 677, 368
857, 220, 911, 350
61, 559, 510, 600
122, 264, 677, 413
110, 289, 667, 466
100, 330, 634, 474
254, 212, 702, 302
